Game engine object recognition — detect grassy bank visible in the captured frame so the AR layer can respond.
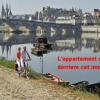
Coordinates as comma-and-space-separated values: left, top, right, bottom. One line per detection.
0, 60, 41, 79
0, 60, 15, 69
73, 90, 99, 100
0, 60, 99, 100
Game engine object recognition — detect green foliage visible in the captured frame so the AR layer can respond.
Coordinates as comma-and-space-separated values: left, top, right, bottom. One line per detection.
0, 60, 15, 69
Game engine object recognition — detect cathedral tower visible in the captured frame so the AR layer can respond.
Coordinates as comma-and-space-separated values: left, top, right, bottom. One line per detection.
1, 3, 13, 19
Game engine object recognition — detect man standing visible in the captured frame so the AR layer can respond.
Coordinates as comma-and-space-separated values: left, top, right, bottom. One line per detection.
21, 46, 31, 76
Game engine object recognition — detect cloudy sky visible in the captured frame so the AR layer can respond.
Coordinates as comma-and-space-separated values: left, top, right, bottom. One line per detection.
0, 0, 100, 14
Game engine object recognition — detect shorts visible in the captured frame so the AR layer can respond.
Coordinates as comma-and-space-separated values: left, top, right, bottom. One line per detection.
16, 60, 21, 70
21, 59, 28, 68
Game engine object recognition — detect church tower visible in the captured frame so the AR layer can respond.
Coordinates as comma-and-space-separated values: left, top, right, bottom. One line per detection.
1, 3, 13, 19
1, 4, 6, 19
6, 3, 9, 18
9, 4, 12, 17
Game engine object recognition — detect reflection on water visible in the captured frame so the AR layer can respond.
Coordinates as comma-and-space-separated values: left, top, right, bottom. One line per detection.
0, 32, 100, 84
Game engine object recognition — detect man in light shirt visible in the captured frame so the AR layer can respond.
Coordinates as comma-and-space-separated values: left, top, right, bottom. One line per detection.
21, 46, 31, 76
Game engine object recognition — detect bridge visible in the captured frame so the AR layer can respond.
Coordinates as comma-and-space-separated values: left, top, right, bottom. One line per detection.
0, 19, 82, 40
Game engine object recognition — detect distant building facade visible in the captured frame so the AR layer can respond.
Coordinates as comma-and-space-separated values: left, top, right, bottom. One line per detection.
82, 13, 94, 25
56, 15, 82, 25
91, 9, 100, 25
82, 9, 100, 25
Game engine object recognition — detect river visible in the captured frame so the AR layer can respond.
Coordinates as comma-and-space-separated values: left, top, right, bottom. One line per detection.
0, 32, 100, 84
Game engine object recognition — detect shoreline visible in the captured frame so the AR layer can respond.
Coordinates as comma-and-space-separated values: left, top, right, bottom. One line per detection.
0, 60, 99, 100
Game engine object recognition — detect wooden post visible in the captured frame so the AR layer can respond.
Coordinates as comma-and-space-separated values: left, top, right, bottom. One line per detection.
41, 55, 43, 74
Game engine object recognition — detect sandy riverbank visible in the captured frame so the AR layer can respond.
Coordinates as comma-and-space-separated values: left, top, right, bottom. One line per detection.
0, 65, 99, 100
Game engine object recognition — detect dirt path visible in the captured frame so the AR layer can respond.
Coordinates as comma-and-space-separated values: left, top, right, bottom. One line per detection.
0, 66, 90, 100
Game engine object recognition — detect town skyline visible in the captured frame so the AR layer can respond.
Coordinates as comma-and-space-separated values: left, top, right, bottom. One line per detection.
0, 0, 100, 15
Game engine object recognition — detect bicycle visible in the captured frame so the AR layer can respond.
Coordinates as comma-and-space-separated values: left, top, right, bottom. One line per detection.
14, 59, 32, 79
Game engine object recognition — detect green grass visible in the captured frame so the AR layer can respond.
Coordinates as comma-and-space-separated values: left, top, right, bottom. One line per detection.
0, 59, 41, 79
0, 60, 15, 69
74, 90, 100, 100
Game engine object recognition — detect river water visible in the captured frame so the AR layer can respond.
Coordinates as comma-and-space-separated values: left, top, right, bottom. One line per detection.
0, 32, 100, 84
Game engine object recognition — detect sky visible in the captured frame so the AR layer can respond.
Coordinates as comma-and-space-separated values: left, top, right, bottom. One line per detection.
0, 0, 100, 15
